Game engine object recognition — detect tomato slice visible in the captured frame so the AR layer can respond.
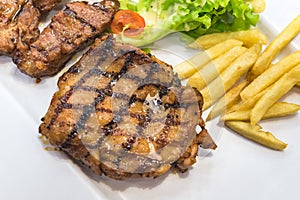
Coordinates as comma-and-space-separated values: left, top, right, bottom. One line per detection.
111, 10, 146, 37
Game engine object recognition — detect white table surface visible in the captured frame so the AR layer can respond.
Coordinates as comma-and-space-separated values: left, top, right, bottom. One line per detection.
0, 1, 300, 200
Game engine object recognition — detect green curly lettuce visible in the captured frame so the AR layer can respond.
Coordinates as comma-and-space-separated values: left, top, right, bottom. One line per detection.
115, 0, 260, 46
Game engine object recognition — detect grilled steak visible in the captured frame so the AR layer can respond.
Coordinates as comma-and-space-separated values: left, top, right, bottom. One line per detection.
0, 0, 40, 56
33, 0, 62, 12
39, 35, 216, 180
13, 0, 119, 78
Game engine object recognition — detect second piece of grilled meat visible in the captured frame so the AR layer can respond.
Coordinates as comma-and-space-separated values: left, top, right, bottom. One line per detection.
13, 0, 119, 78
0, 0, 40, 56
39, 35, 216, 180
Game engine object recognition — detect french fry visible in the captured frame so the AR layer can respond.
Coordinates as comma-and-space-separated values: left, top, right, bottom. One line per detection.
250, 65, 300, 125
206, 80, 248, 121
201, 44, 261, 110
188, 28, 268, 50
225, 121, 287, 151
188, 46, 247, 90
241, 50, 300, 100
248, 14, 300, 79
229, 84, 271, 112
296, 82, 300, 87
222, 102, 300, 121
247, 0, 266, 13
174, 39, 243, 79
253, 102, 300, 119
228, 93, 261, 112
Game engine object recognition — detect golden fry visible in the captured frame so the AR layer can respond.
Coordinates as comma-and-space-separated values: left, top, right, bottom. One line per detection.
241, 50, 300, 100
225, 121, 287, 151
222, 102, 300, 121
250, 65, 300, 125
174, 39, 243, 79
260, 102, 300, 119
189, 28, 268, 50
188, 46, 247, 90
206, 80, 248, 121
249, 14, 300, 79
229, 85, 270, 112
201, 44, 261, 110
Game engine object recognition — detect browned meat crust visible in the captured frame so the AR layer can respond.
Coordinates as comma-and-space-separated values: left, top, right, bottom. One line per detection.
0, 0, 40, 56
13, 0, 119, 78
39, 35, 216, 180
32, 0, 62, 12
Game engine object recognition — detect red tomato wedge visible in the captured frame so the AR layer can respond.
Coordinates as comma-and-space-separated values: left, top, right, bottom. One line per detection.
111, 10, 146, 36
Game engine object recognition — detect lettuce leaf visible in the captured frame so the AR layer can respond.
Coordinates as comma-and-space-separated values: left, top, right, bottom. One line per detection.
116, 0, 259, 46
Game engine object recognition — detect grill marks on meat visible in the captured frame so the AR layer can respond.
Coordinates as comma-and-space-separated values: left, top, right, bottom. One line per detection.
0, 0, 40, 56
13, 0, 119, 78
39, 35, 216, 180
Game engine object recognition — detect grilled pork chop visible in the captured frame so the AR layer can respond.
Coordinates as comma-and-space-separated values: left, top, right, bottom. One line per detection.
13, 0, 119, 78
39, 35, 216, 180
0, 0, 40, 56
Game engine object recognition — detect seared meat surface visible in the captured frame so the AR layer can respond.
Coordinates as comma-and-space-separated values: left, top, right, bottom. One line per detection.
0, 0, 40, 56
33, 0, 62, 12
13, 0, 119, 78
39, 35, 216, 180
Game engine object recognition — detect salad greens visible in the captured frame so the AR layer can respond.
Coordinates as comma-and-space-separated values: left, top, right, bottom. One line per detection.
116, 0, 260, 46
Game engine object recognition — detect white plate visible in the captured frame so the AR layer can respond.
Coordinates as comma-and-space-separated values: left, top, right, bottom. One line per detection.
1, 1, 300, 200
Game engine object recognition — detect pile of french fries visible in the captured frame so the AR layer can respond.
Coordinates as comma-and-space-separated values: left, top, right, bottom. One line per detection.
174, 14, 300, 151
